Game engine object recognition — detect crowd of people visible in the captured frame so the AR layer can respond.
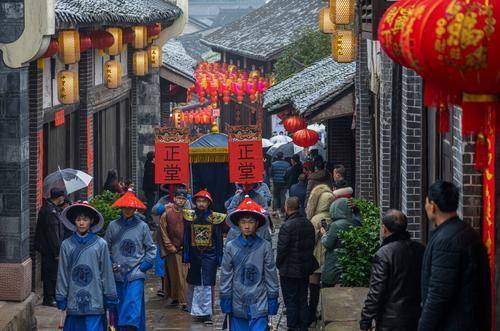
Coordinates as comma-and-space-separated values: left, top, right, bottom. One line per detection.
33, 149, 491, 331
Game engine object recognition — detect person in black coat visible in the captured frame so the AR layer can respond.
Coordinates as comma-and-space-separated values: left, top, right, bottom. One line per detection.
277, 197, 316, 331
418, 181, 491, 331
34, 188, 66, 306
360, 210, 425, 331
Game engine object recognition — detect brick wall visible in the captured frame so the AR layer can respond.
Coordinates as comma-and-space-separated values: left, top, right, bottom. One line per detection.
451, 107, 464, 217
400, 68, 423, 240
378, 51, 393, 214
355, 38, 375, 201
128, 47, 139, 189
78, 48, 95, 199
327, 116, 355, 187
28, 61, 43, 289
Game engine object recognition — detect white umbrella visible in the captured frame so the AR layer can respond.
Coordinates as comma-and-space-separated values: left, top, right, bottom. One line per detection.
43, 167, 93, 197
262, 139, 274, 148
270, 134, 292, 144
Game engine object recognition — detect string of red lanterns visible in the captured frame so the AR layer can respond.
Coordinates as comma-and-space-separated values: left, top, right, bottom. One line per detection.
187, 62, 272, 107
177, 106, 218, 127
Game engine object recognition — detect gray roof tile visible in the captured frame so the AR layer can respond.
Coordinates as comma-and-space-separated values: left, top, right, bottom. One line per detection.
162, 39, 196, 81
263, 57, 356, 114
200, 0, 324, 61
55, 0, 182, 27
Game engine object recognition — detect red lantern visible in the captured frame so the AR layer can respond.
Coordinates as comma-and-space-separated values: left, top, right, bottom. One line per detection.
236, 94, 244, 104
293, 129, 319, 148
123, 28, 135, 44
80, 34, 92, 53
147, 23, 161, 38
249, 94, 257, 103
283, 116, 307, 133
42, 39, 58, 58
91, 31, 114, 50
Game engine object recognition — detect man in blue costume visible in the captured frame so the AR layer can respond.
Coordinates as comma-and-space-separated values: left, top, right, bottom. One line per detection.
105, 190, 156, 331
56, 202, 118, 330
220, 196, 280, 330
183, 189, 225, 325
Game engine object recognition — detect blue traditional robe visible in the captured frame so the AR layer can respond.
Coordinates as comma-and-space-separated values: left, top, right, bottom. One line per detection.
182, 209, 224, 316
105, 215, 156, 330
220, 235, 279, 329
56, 232, 117, 331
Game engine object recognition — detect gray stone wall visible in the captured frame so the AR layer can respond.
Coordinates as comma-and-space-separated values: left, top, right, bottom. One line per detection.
133, 71, 161, 194
378, 51, 393, 214
0, 56, 30, 263
355, 38, 375, 201
0, 1, 24, 43
400, 68, 423, 240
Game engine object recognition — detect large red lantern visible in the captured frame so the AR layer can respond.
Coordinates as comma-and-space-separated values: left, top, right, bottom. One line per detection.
147, 23, 161, 38
283, 116, 307, 133
293, 129, 319, 148
123, 28, 135, 44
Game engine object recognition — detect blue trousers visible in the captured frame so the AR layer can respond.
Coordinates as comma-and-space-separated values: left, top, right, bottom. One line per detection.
230, 316, 268, 331
116, 279, 146, 331
64, 314, 106, 331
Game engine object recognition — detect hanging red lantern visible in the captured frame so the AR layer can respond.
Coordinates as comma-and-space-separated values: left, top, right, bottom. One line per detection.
91, 31, 115, 50
249, 94, 257, 103
79, 34, 92, 53
236, 94, 244, 104
42, 39, 59, 58
123, 28, 135, 44
293, 129, 319, 148
283, 116, 307, 133
147, 23, 161, 38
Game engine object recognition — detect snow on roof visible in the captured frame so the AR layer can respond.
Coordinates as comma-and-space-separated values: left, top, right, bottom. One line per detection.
263, 57, 356, 114
200, 0, 323, 61
55, 0, 182, 27
162, 39, 196, 81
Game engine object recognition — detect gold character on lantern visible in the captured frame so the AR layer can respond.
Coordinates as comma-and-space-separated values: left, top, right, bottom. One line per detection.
57, 70, 79, 104
148, 45, 162, 69
104, 60, 123, 89
332, 29, 356, 63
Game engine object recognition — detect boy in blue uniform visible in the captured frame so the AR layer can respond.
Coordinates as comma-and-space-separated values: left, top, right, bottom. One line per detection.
56, 203, 118, 331
105, 190, 156, 331
220, 196, 280, 330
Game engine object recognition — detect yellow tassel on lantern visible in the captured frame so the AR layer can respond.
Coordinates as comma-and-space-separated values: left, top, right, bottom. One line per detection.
104, 60, 123, 89
132, 26, 147, 49
320, 7, 335, 34
106, 28, 123, 56
148, 45, 162, 69
133, 51, 149, 76
58, 30, 80, 64
37, 58, 45, 70
329, 0, 356, 25
332, 29, 356, 63
57, 70, 79, 104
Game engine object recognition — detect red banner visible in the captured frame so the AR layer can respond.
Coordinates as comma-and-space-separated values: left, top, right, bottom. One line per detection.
228, 125, 263, 184
483, 108, 496, 327
155, 128, 190, 185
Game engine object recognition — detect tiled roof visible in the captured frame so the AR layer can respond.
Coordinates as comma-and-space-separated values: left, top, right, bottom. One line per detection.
263, 57, 356, 115
162, 39, 196, 82
55, 0, 182, 27
178, 30, 221, 62
200, 0, 323, 61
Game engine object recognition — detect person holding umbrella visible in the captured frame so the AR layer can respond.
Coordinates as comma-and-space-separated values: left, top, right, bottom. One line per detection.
220, 197, 279, 330
34, 187, 66, 307
105, 190, 156, 331
55, 202, 118, 330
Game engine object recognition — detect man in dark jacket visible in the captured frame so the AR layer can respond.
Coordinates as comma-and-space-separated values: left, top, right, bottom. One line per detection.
418, 181, 491, 331
285, 154, 303, 189
142, 151, 157, 224
34, 188, 66, 306
271, 152, 291, 213
277, 197, 316, 331
360, 210, 425, 331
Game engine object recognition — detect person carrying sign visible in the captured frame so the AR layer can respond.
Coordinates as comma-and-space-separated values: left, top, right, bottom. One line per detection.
56, 203, 118, 330
182, 189, 225, 325
105, 190, 156, 331
220, 196, 279, 330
